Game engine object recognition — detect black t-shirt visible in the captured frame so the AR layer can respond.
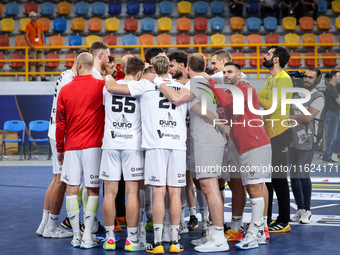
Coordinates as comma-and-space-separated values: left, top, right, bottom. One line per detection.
324, 84, 340, 115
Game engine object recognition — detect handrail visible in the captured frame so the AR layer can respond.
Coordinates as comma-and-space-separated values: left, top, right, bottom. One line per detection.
0, 43, 339, 81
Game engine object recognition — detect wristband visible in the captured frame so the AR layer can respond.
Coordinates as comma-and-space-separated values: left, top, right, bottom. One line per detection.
153, 77, 164, 89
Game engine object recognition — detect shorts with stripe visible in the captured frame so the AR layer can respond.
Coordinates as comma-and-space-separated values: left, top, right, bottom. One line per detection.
99, 149, 144, 181
145, 149, 186, 187
61, 147, 102, 188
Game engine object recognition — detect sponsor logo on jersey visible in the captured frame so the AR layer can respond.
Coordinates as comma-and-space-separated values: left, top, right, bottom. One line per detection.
149, 175, 160, 182
132, 173, 144, 177
131, 167, 143, 172
113, 114, 132, 129
157, 130, 180, 139
111, 131, 133, 139
101, 171, 109, 178
90, 175, 99, 179
159, 112, 177, 128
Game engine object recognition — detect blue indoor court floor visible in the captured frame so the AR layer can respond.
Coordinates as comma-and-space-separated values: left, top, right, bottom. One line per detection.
1, 162, 340, 255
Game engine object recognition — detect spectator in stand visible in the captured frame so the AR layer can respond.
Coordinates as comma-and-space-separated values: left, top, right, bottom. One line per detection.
322, 70, 340, 163
332, 82, 340, 162
229, 0, 250, 17
24, 11, 48, 81
300, 0, 319, 22
260, 0, 281, 25
281, 0, 302, 21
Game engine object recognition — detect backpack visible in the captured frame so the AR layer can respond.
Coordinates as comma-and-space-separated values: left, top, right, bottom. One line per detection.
290, 90, 325, 151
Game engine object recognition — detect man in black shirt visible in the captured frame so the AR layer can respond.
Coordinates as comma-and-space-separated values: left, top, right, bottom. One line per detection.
301, 0, 319, 21
281, 0, 302, 20
322, 70, 340, 163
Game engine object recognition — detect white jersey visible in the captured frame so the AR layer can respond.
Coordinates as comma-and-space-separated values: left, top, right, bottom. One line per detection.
188, 75, 226, 148
211, 71, 249, 85
92, 67, 103, 80
102, 80, 142, 150
48, 70, 75, 140
128, 77, 188, 150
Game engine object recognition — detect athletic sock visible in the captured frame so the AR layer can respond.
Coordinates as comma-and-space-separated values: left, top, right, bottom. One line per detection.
127, 227, 138, 242
84, 196, 99, 239
189, 207, 196, 217
263, 216, 268, 228
154, 224, 163, 244
66, 195, 80, 237
170, 225, 179, 242
248, 197, 264, 235
105, 225, 115, 239
212, 226, 225, 243
230, 216, 242, 232
47, 213, 59, 230
41, 209, 50, 225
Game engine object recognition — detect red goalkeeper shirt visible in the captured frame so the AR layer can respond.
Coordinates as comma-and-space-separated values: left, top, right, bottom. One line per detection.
56, 75, 105, 152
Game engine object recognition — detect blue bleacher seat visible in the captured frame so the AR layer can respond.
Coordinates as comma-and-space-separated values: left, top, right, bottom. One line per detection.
123, 34, 137, 45
92, 1, 106, 15
211, 17, 225, 30
109, 2, 122, 15
143, 1, 156, 14
127, 1, 140, 15
5, 2, 19, 16
247, 17, 261, 30
211, 1, 224, 14
141, 17, 155, 31
76, 2, 89, 15
264, 17, 277, 30
159, 1, 173, 14
69, 35, 82, 46
318, 0, 327, 13
41, 2, 54, 16
246, 0, 259, 13
53, 18, 67, 32
194, 1, 208, 14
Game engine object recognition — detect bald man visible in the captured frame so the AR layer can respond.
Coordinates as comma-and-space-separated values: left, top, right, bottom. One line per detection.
56, 52, 106, 249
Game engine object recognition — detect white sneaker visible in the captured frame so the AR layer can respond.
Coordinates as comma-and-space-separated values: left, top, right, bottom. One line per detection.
299, 210, 312, 224
194, 236, 229, 252
257, 230, 267, 245
36, 223, 46, 236
179, 221, 189, 234
71, 236, 82, 248
80, 236, 100, 249
332, 153, 339, 162
191, 234, 210, 246
43, 226, 73, 238
235, 233, 258, 250
162, 227, 170, 242
291, 209, 304, 222
125, 238, 150, 251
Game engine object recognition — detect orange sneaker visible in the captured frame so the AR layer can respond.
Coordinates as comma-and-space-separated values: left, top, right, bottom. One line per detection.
116, 216, 127, 226
114, 220, 122, 232
264, 227, 270, 239
225, 227, 244, 241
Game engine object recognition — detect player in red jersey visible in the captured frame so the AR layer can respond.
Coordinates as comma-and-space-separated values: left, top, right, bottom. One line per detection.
56, 52, 105, 249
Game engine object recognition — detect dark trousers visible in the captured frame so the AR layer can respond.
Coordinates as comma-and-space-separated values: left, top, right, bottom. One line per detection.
281, 5, 301, 20
266, 128, 293, 225
260, 6, 280, 23
229, 3, 244, 17
301, 3, 318, 20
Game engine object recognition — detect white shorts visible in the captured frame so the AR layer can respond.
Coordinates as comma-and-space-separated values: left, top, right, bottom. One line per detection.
50, 139, 63, 174
100, 149, 144, 181
190, 146, 224, 180
61, 147, 102, 188
145, 149, 186, 187
239, 144, 272, 185
225, 139, 272, 185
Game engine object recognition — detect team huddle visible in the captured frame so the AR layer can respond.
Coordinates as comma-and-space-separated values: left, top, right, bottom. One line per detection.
36, 41, 322, 253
